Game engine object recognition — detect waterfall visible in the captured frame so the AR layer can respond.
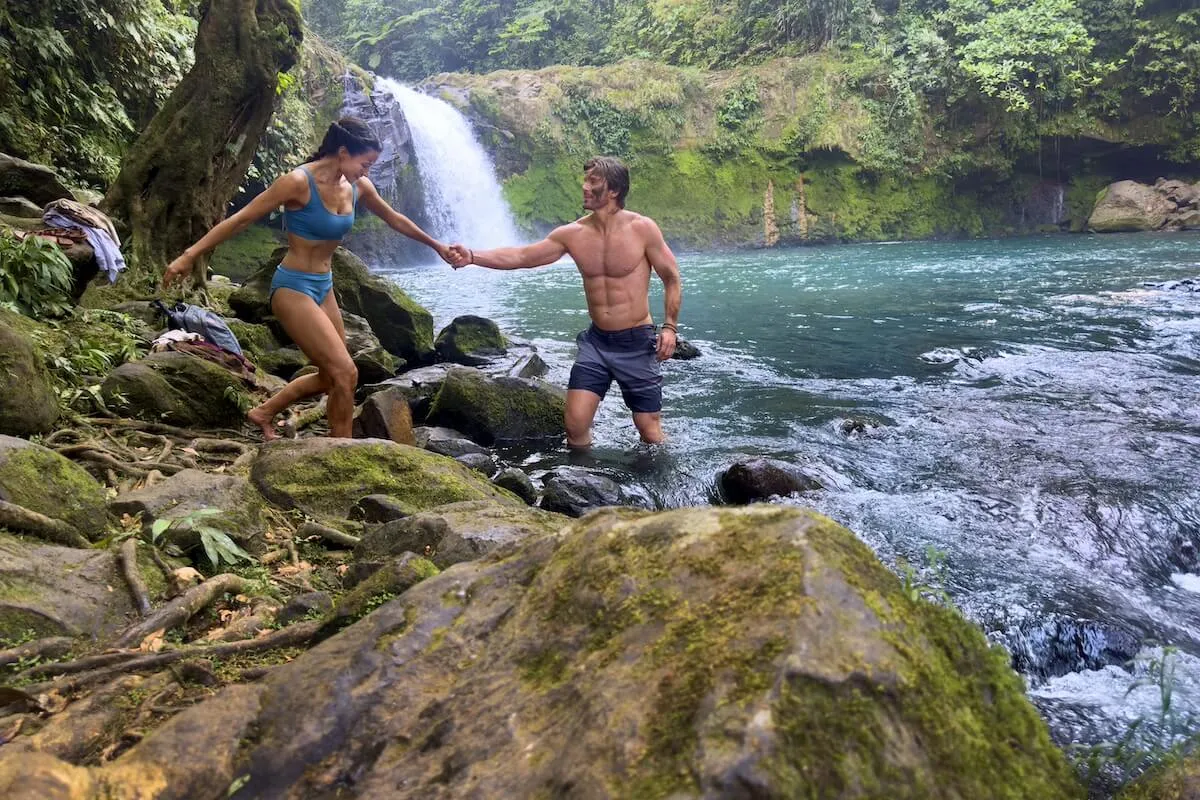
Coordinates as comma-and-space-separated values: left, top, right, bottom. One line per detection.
373, 77, 522, 249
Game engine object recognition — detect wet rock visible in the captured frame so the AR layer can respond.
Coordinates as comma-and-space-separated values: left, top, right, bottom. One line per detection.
0, 435, 107, 539
108, 469, 269, 554
0, 153, 72, 206
350, 494, 411, 524
276, 591, 333, 626
718, 457, 824, 503
355, 363, 451, 413
0, 310, 59, 436
1001, 616, 1140, 679
343, 311, 401, 383
507, 352, 548, 379
540, 465, 657, 517
455, 452, 496, 476
413, 426, 489, 458
493, 467, 538, 505
100, 351, 254, 428
0, 532, 148, 640
672, 338, 701, 360
4, 506, 1081, 798
354, 499, 564, 569
357, 387, 416, 444
427, 366, 566, 445
250, 437, 520, 520
1088, 180, 1172, 232
435, 314, 507, 366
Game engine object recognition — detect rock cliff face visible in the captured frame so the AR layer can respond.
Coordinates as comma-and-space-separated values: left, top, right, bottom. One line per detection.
418, 58, 1197, 249
1088, 178, 1200, 233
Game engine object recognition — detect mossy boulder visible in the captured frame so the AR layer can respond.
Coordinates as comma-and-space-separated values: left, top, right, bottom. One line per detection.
435, 314, 507, 366
1119, 749, 1200, 799
100, 351, 254, 428
250, 437, 522, 520
0, 532, 150, 641
108, 469, 270, 556
426, 366, 566, 445
0, 435, 107, 539
0, 506, 1082, 798
0, 310, 59, 436
228, 247, 435, 365
1088, 180, 1172, 232
354, 498, 563, 568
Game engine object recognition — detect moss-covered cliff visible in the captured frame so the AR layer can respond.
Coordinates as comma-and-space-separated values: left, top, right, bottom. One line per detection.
424, 56, 1194, 247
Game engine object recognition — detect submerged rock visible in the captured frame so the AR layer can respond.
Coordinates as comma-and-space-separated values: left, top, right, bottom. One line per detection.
0, 311, 59, 436
718, 457, 824, 503
540, 464, 657, 517
0, 435, 107, 539
250, 437, 520, 519
0, 506, 1082, 798
426, 366, 566, 445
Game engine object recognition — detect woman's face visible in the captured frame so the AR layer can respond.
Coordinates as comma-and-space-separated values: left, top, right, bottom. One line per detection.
339, 148, 379, 181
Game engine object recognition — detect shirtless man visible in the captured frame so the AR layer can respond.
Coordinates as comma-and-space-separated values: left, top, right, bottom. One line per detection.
448, 156, 682, 447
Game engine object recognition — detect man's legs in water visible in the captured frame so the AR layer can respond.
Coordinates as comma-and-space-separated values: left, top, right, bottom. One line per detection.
632, 411, 665, 444
565, 389, 602, 448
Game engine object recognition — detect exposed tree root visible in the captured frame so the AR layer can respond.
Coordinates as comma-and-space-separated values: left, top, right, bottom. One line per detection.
118, 539, 152, 617
20, 621, 320, 695
0, 637, 74, 669
297, 521, 361, 548
0, 499, 91, 548
114, 574, 250, 649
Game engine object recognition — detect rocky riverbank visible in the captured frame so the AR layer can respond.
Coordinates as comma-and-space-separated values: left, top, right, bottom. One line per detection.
3, 152, 1197, 799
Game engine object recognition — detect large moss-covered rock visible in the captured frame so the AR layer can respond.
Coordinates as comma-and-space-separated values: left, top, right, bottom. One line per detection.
1119, 750, 1200, 800
1089, 180, 1172, 232
0, 310, 59, 435
228, 247, 435, 364
0, 435, 107, 539
427, 365, 565, 445
100, 352, 254, 428
0, 506, 1082, 799
435, 314, 507, 366
0, 532, 152, 641
250, 437, 521, 519
108, 469, 269, 555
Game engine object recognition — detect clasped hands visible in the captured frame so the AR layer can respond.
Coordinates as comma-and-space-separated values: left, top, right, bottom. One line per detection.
442, 243, 473, 270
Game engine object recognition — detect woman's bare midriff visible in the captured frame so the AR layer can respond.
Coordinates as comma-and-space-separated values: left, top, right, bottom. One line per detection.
279, 233, 342, 273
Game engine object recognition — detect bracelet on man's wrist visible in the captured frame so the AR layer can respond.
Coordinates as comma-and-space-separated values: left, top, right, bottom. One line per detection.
662, 322, 678, 332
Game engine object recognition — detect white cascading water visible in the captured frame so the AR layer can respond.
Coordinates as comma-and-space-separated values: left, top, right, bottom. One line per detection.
374, 77, 522, 249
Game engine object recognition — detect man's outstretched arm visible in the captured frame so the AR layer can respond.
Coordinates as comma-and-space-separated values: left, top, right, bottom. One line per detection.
451, 229, 568, 271
645, 219, 681, 360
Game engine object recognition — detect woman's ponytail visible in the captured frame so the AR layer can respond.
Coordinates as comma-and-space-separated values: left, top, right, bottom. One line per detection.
309, 116, 382, 162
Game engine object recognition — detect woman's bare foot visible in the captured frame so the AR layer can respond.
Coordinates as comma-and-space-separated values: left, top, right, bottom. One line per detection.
247, 406, 277, 441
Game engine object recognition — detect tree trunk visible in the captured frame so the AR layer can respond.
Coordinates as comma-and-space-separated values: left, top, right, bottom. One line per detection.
103, 0, 302, 290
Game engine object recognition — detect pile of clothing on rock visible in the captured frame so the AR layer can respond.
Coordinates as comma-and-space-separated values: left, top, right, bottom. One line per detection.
12, 199, 127, 283
150, 300, 257, 384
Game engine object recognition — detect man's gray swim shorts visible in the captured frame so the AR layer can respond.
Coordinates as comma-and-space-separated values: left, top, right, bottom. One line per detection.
567, 324, 662, 413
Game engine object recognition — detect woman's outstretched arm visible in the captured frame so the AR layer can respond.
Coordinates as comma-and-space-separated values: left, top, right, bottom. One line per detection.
162, 170, 307, 287
356, 176, 452, 263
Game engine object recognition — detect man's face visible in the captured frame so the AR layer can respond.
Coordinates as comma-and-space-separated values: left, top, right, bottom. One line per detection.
582, 169, 611, 210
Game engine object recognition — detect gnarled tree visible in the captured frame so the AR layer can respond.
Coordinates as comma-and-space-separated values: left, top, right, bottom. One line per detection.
104, 0, 303, 289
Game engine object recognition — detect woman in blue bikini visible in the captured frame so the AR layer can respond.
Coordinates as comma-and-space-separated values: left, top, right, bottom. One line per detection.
163, 117, 452, 439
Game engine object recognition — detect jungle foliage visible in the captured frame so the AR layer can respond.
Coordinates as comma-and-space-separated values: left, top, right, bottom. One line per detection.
303, 0, 1200, 167
0, 0, 198, 185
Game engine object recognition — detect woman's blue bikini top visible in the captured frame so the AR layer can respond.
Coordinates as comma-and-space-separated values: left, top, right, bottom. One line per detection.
283, 166, 357, 241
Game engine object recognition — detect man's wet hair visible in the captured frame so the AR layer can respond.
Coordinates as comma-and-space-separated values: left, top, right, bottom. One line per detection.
311, 116, 381, 161
585, 156, 630, 208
